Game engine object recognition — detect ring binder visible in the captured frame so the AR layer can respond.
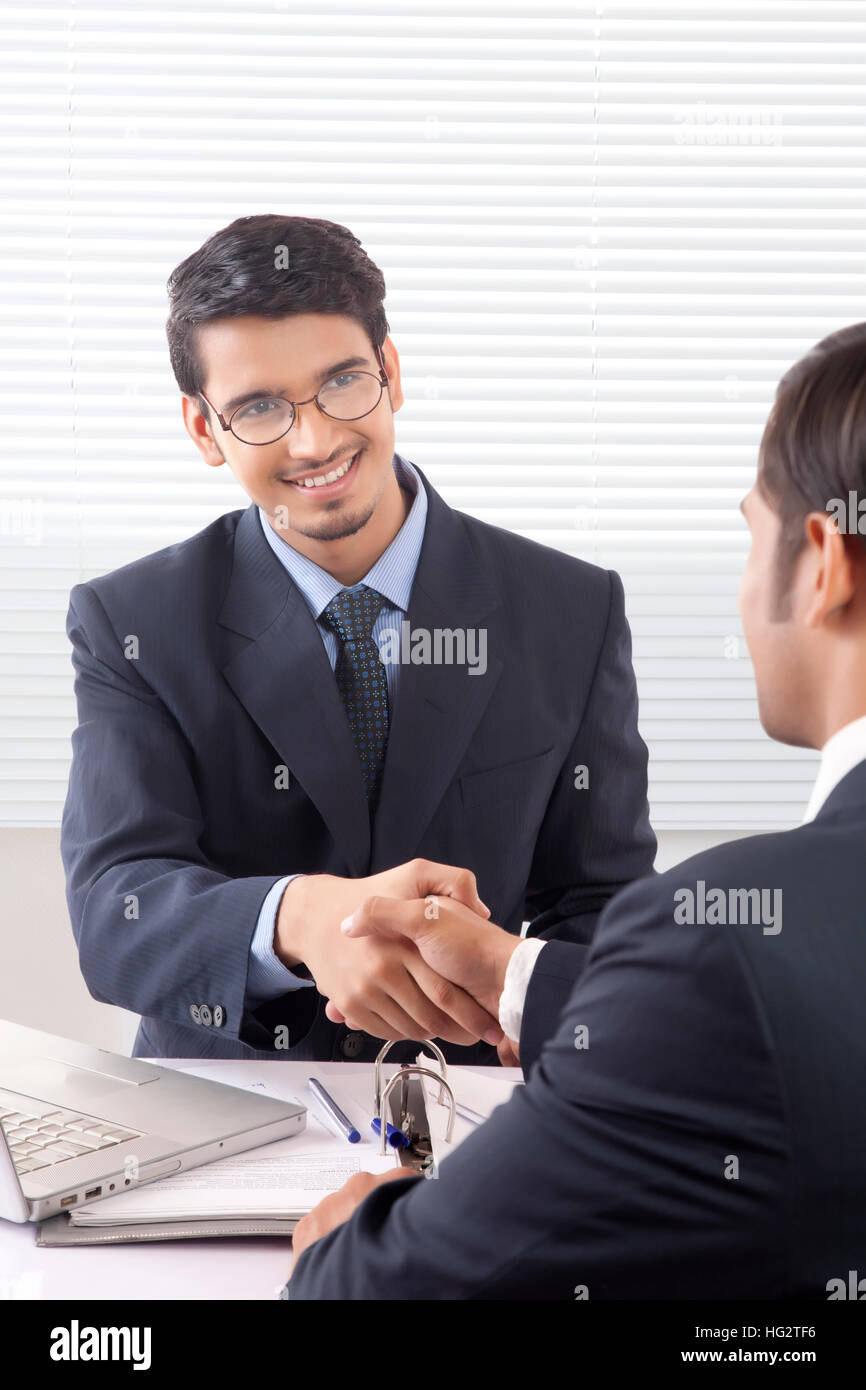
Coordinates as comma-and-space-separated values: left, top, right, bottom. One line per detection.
373, 1038, 448, 1112
372, 1041, 456, 1162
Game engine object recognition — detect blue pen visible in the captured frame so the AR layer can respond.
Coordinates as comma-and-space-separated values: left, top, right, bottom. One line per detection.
307, 1077, 360, 1143
370, 1117, 411, 1149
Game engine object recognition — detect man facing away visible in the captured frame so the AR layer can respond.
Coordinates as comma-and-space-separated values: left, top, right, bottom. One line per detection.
60, 214, 655, 1066
287, 323, 866, 1299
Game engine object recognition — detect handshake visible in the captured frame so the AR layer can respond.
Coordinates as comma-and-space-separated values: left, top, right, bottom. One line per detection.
274, 859, 524, 1064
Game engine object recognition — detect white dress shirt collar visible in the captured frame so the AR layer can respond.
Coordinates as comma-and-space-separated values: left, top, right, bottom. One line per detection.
801, 714, 866, 823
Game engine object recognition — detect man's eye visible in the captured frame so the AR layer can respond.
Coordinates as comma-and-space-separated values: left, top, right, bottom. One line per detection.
237, 398, 281, 419
327, 373, 361, 389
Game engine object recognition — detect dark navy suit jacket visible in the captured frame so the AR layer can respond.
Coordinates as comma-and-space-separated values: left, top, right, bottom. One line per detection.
290, 761, 866, 1299
60, 461, 655, 1064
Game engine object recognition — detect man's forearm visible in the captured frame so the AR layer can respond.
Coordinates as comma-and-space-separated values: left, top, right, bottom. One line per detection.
68, 858, 293, 1041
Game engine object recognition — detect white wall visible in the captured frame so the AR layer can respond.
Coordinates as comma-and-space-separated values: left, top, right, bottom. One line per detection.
652, 828, 755, 874
0, 826, 759, 1054
0, 829, 140, 1053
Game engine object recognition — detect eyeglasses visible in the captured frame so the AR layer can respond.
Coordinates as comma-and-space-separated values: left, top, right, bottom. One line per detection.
198, 346, 390, 446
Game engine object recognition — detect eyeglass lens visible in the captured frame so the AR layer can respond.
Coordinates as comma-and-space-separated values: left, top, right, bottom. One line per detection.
230, 371, 383, 444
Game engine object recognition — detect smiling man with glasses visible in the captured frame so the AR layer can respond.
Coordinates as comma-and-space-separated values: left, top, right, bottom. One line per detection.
60, 212, 656, 1067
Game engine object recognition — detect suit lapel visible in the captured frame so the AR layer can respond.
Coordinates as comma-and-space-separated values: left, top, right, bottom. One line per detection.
217, 504, 371, 874
370, 468, 503, 869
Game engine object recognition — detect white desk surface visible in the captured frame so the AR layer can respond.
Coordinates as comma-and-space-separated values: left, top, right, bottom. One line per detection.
0, 1059, 520, 1301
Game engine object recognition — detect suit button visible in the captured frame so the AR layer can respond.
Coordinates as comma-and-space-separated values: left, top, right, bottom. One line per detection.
213, 1005, 225, 1028
189, 1004, 201, 1025
342, 1032, 363, 1059
199, 1004, 213, 1027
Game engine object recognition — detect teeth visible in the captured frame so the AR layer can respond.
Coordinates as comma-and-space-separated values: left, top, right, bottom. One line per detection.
296, 453, 357, 488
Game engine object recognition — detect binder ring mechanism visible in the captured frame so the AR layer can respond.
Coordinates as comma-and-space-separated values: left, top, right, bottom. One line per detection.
373, 1039, 456, 1158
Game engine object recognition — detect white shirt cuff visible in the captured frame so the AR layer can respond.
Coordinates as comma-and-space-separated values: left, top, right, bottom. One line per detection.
498, 937, 547, 1043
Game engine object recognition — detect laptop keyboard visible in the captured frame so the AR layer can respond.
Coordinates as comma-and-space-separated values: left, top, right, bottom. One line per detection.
0, 1102, 141, 1175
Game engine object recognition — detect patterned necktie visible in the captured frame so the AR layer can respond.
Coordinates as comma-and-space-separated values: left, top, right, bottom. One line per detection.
321, 586, 390, 806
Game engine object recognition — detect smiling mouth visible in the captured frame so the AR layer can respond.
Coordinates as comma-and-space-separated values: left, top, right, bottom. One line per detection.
285, 451, 361, 491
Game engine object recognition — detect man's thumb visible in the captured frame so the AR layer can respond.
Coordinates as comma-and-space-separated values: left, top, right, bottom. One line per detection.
340, 900, 398, 939
340, 909, 369, 937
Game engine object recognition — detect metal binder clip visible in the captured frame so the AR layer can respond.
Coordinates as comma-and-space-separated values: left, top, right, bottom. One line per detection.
373, 1040, 456, 1159
374, 1038, 449, 1114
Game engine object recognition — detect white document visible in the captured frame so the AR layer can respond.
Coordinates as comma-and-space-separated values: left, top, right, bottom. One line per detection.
70, 1075, 398, 1226
418, 1060, 522, 1171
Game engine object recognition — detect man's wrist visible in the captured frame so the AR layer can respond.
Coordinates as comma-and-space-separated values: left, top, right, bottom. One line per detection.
483, 928, 523, 1017
274, 876, 310, 969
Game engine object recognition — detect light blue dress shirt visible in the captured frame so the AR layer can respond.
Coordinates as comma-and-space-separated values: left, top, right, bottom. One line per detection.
245, 453, 428, 1007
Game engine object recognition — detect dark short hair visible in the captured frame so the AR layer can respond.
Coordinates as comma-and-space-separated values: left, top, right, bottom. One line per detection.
165, 214, 389, 416
758, 321, 866, 597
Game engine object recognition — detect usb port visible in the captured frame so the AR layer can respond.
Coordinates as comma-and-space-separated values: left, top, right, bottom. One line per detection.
60, 1194, 77, 1207
85, 1186, 102, 1199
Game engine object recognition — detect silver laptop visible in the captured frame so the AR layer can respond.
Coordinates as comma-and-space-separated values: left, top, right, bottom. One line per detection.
0, 1019, 305, 1223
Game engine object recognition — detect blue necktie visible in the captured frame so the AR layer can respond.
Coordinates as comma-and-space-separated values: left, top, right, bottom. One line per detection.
321, 586, 390, 806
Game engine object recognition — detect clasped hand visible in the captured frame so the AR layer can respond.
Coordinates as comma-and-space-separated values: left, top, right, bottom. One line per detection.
274, 858, 519, 1049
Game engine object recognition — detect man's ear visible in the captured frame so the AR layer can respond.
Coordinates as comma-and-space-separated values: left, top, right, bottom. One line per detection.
379, 336, 404, 414
181, 394, 225, 468
802, 510, 857, 628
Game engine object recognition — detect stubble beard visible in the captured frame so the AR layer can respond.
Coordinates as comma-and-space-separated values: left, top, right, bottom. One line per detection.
287, 498, 378, 543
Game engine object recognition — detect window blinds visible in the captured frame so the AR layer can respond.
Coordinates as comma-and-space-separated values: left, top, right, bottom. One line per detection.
3, 0, 860, 827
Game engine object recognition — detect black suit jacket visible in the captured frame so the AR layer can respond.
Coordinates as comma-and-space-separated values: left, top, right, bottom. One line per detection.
289, 761, 866, 1298
60, 458, 655, 1063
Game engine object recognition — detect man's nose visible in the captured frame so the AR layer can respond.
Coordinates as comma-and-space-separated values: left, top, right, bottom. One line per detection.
283, 397, 338, 460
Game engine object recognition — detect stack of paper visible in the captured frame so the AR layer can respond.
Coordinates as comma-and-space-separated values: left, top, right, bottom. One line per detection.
418, 1060, 521, 1171
69, 1076, 396, 1228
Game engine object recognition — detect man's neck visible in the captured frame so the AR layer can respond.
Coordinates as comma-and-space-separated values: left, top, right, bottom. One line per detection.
812, 651, 866, 749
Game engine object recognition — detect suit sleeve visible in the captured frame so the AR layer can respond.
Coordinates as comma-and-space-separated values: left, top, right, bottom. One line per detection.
60, 583, 319, 1052
288, 874, 789, 1300
519, 568, 656, 1053
517, 940, 585, 1074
